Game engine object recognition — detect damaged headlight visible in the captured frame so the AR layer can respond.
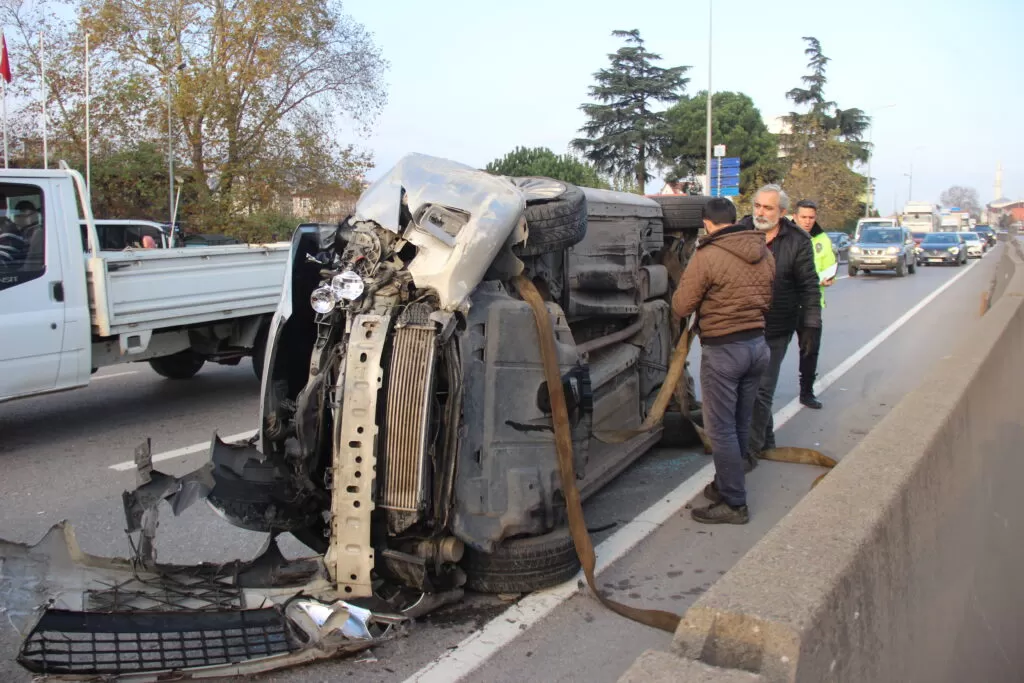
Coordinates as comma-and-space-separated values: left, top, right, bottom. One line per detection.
332, 270, 365, 300
311, 286, 337, 314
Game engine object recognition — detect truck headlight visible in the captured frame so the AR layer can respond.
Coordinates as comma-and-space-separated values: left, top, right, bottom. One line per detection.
885, 246, 898, 255
332, 271, 365, 301
850, 246, 861, 254
311, 286, 337, 314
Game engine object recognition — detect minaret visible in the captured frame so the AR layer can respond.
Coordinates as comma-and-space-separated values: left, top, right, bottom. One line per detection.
994, 161, 1003, 200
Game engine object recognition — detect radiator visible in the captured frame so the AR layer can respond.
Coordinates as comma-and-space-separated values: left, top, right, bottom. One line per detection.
382, 323, 437, 533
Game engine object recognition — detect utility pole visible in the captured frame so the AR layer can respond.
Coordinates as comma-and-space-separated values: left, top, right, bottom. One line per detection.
704, 0, 712, 195
167, 61, 185, 230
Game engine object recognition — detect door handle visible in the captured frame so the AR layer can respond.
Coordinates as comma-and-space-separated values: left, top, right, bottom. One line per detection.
51, 280, 64, 302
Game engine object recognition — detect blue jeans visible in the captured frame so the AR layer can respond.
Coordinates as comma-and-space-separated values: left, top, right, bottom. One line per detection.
700, 336, 771, 507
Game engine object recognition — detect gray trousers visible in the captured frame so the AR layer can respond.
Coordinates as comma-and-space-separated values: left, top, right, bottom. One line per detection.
748, 333, 793, 456
700, 337, 770, 507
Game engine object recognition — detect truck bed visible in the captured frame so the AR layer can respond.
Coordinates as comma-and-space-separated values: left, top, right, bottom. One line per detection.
87, 243, 290, 337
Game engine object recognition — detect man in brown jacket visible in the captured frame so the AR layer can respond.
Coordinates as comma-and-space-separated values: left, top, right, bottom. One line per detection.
672, 197, 775, 524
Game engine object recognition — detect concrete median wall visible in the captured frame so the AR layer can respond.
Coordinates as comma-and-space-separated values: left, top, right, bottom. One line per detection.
620, 238, 1024, 683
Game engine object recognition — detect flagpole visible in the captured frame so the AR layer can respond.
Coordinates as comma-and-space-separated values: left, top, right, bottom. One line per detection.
40, 31, 47, 169
2, 78, 8, 169
85, 33, 90, 187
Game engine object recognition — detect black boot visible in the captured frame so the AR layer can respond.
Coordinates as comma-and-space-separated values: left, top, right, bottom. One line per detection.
800, 390, 822, 409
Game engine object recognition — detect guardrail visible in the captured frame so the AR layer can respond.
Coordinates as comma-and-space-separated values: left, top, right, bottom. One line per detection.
620, 237, 1024, 683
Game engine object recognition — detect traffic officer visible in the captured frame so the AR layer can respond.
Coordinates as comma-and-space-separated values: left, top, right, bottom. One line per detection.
793, 199, 837, 409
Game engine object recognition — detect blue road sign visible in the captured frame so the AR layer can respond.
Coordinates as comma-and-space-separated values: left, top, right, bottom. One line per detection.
710, 187, 740, 197
710, 157, 741, 170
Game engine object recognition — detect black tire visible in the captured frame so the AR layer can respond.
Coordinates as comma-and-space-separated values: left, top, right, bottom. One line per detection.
510, 177, 587, 257
848, 264, 857, 277
463, 527, 581, 594
896, 258, 906, 277
650, 195, 708, 232
149, 350, 205, 379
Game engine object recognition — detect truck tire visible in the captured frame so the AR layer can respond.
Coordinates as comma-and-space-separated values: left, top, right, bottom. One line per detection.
650, 195, 708, 232
462, 527, 581, 594
896, 258, 906, 277
149, 350, 206, 380
510, 177, 587, 257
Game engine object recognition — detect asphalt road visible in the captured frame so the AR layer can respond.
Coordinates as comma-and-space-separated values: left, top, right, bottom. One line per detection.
0, 247, 1000, 682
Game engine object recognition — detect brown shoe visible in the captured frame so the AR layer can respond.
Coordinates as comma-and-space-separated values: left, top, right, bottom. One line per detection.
703, 481, 722, 503
691, 501, 749, 525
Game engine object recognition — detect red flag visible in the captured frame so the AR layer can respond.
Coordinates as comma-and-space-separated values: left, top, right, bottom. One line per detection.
0, 33, 11, 84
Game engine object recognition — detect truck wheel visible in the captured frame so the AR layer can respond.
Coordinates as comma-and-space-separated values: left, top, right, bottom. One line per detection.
510, 177, 587, 257
896, 259, 906, 277
462, 527, 581, 594
650, 195, 708, 232
848, 264, 857, 277
148, 350, 206, 379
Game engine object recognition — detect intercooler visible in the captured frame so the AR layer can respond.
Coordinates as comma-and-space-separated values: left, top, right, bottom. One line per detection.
382, 317, 437, 534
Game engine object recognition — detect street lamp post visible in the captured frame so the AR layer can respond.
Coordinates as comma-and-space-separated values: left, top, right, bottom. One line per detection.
703, 0, 712, 195
865, 103, 896, 217
167, 61, 185, 230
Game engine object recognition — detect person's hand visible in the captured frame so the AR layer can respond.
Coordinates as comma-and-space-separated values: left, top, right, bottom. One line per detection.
822, 277, 835, 287
799, 326, 821, 356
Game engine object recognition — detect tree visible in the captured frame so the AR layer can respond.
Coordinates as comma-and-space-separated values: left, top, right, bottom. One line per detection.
782, 37, 869, 163
0, 0, 385, 236
781, 121, 864, 229
939, 186, 982, 219
485, 146, 610, 188
779, 37, 867, 226
571, 29, 690, 192
661, 91, 781, 196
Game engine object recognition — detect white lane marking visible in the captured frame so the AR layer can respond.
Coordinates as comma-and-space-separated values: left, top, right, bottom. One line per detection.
92, 371, 139, 381
403, 259, 983, 683
108, 430, 256, 471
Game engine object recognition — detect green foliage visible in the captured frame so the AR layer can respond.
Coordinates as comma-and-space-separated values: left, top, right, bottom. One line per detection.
778, 36, 867, 226
0, 0, 384, 240
571, 29, 690, 192
88, 143, 171, 220
782, 121, 864, 230
485, 146, 610, 189
782, 37, 869, 163
662, 91, 782, 196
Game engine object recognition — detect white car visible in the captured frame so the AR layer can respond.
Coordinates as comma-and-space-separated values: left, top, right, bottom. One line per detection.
958, 232, 985, 258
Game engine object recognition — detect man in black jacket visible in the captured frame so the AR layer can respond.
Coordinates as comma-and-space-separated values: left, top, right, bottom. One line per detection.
736, 184, 821, 465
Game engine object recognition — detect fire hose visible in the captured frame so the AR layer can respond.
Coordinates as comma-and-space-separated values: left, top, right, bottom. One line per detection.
514, 275, 836, 633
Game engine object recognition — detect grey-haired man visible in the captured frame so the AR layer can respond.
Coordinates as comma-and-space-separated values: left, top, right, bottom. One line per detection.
735, 185, 821, 463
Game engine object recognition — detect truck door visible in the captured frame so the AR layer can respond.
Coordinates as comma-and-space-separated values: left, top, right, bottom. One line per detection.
0, 183, 66, 400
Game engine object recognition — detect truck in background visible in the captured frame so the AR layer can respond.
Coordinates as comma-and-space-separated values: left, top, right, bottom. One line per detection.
854, 215, 900, 241
0, 164, 291, 405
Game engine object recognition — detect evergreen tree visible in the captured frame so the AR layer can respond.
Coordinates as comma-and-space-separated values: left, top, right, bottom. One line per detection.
571, 29, 690, 192
485, 146, 610, 189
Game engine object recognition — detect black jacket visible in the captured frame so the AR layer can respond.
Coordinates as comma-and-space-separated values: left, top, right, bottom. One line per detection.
737, 215, 821, 337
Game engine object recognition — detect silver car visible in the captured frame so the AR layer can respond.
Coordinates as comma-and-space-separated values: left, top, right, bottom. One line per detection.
848, 226, 917, 277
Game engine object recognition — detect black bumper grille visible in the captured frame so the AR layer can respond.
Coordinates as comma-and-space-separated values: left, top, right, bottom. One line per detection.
18, 608, 301, 675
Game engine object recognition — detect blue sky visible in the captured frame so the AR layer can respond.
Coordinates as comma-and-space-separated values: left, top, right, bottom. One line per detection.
339, 0, 1023, 217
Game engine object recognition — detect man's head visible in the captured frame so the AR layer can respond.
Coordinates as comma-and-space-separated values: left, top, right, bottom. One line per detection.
702, 197, 737, 234
794, 199, 818, 232
752, 184, 789, 232
13, 200, 39, 232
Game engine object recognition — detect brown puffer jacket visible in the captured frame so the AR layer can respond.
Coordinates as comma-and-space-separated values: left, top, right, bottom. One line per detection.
671, 224, 776, 344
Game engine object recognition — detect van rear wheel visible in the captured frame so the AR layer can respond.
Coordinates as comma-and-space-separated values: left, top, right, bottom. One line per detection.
149, 350, 205, 379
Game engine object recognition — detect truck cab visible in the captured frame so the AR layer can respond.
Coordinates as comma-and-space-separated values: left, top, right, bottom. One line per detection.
0, 172, 92, 399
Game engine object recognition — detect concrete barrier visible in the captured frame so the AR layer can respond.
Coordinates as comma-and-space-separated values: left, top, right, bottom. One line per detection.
619, 239, 1024, 682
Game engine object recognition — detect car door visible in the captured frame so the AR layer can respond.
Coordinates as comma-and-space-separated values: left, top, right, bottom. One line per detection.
0, 183, 66, 400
